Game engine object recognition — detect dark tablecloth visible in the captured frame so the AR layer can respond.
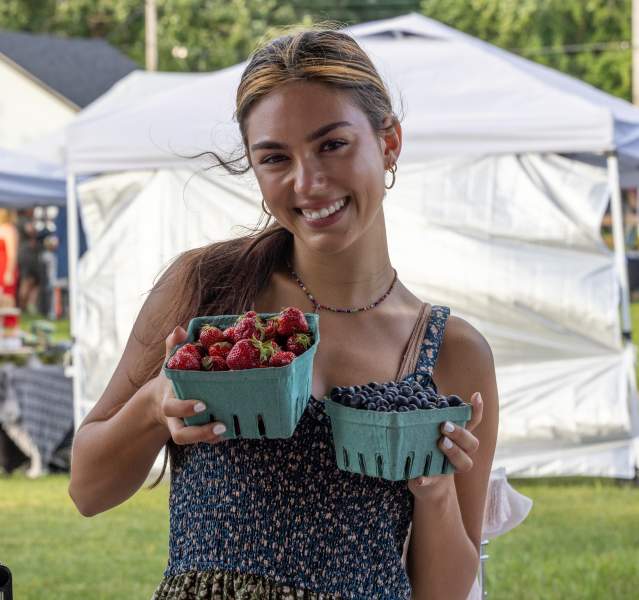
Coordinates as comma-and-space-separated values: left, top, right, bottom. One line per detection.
0, 361, 73, 474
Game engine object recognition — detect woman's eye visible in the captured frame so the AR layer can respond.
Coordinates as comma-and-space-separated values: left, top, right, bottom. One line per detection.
321, 139, 347, 152
260, 154, 287, 165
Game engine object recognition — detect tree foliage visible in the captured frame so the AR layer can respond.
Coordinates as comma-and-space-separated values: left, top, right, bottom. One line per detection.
0, 0, 634, 99
420, 0, 632, 100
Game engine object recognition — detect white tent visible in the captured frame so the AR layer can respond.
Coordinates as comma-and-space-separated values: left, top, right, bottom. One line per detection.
65, 13, 639, 477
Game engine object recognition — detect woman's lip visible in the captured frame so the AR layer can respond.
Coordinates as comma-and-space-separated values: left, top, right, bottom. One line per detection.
297, 197, 350, 227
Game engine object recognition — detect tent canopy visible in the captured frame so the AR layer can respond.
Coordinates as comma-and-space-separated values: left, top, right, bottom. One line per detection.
64, 13, 639, 175
0, 147, 66, 207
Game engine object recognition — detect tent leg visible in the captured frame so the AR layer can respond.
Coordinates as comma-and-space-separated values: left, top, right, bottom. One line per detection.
66, 171, 82, 432
607, 152, 633, 341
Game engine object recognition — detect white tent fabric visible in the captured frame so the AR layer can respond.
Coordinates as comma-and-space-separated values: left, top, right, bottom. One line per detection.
74, 153, 639, 477
0, 146, 66, 206
66, 13, 639, 176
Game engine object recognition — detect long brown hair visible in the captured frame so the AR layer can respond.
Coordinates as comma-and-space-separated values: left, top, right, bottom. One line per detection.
142, 26, 398, 487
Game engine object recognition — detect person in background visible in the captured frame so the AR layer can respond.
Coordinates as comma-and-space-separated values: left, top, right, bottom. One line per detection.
38, 234, 59, 320
0, 209, 19, 308
17, 210, 42, 314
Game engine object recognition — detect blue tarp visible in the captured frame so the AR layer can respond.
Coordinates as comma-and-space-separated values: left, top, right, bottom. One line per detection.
0, 147, 66, 207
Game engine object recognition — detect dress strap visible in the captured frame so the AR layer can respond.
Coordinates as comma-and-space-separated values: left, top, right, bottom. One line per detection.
405, 305, 450, 389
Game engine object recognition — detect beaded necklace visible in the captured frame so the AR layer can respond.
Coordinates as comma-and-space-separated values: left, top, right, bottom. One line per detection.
287, 263, 398, 314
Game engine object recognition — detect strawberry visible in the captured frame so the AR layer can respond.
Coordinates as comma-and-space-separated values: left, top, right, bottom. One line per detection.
198, 324, 226, 349
167, 348, 201, 370
269, 350, 296, 367
202, 355, 229, 371
222, 326, 236, 343
276, 307, 309, 337
180, 342, 204, 357
285, 332, 313, 356
262, 319, 279, 339
226, 337, 272, 370
208, 341, 233, 358
233, 313, 265, 343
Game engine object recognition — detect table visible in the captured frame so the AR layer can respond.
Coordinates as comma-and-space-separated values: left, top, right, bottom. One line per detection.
0, 359, 73, 477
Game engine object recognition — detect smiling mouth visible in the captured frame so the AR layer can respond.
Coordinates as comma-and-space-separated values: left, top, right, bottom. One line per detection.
294, 196, 350, 220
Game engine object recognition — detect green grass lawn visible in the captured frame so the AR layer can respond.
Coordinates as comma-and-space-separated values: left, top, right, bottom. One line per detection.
0, 474, 638, 599
0, 474, 169, 599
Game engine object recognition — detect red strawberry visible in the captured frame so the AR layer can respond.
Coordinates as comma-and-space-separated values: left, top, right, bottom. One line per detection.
286, 332, 313, 356
208, 341, 233, 358
226, 338, 262, 370
222, 326, 236, 343
233, 313, 265, 343
167, 348, 201, 370
262, 319, 278, 340
180, 342, 204, 357
269, 350, 296, 367
276, 307, 309, 337
198, 324, 226, 349
202, 355, 229, 371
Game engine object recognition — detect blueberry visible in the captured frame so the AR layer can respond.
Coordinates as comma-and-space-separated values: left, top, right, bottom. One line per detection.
397, 406, 409, 412
347, 386, 356, 395
400, 385, 413, 396
438, 400, 449, 408
447, 395, 463, 407
408, 403, 419, 410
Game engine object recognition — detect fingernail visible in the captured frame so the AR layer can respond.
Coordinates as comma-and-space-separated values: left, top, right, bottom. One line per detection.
419, 478, 430, 486
476, 392, 483, 404
442, 437, 453, 449
212, 424, 226, 435
443, 421, 455, 433
194, 402, 206, 413
172, 326, 179, 336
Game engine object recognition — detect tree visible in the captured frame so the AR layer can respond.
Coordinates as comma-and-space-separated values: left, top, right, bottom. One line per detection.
420, 0, 632, 100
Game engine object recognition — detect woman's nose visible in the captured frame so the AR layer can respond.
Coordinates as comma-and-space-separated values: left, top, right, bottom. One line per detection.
293, 159, 327, 196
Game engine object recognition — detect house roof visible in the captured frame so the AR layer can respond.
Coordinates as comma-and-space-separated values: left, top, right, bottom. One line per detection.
0, 29, 138, 108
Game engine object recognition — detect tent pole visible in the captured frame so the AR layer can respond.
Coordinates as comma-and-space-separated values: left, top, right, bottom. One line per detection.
66, 170, 82, 431
607, 152, 633, 341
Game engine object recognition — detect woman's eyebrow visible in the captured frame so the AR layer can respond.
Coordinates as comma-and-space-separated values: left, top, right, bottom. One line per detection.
250, 121, 352, 151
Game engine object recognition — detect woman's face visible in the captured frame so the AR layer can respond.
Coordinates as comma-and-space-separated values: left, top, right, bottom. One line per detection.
245, 81, 400, 256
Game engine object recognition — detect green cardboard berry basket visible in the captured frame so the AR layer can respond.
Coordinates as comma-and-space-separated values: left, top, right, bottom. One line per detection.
164, 312, 319, 439
324, 399, 472, 481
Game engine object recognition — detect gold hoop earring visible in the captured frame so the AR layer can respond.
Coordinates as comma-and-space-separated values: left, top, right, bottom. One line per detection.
384, 163, 397, 190
261, 198, 272, 216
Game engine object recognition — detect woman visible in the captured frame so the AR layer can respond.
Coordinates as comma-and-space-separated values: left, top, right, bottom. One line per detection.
69, 28, 498, 600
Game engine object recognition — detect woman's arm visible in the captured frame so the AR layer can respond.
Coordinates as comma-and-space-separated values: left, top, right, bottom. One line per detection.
407, 316, 499, 600
68, 273, 176, 517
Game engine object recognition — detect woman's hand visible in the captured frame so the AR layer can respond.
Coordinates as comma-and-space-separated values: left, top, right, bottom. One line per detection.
408, 391, 483, 500
151, 325, 228, 445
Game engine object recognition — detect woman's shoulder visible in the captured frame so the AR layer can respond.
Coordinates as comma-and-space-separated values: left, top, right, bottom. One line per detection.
434, 314, 495, 392
441, 314, 493, 360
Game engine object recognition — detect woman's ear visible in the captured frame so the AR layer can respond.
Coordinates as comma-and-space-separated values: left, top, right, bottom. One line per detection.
381, 115, 402, 169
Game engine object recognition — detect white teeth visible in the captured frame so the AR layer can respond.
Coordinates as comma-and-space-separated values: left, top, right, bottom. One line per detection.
301, 198, 346, 220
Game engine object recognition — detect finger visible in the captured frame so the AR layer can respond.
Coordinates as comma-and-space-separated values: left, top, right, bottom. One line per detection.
167, 416, 228, 445
162, 395, 210, 419
165, 325, 188, 361
439, 436, 473, 473
465, 392, 484, 432
440, 420, 479, 455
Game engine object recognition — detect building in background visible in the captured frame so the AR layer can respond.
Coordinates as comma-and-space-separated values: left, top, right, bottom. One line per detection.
0, 29, 137, 149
